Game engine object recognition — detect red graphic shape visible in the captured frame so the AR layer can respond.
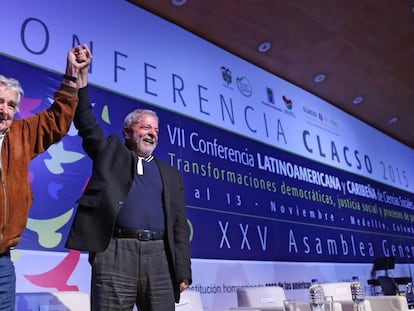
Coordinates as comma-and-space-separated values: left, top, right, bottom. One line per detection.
282, 95, 292, 105
24, 250, 81, 291
82, 176, 90, 192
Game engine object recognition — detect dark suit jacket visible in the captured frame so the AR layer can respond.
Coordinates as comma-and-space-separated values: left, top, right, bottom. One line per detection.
65, 87, 192, 302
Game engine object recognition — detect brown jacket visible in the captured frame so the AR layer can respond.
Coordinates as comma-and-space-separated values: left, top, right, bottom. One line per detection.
0, 83, 78, 254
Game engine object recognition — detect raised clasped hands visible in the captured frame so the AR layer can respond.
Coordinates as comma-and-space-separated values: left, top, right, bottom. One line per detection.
66, 44, 92, 88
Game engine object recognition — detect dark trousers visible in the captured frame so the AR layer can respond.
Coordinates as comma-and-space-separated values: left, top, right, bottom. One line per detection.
0, 251, 15, 311
90, 238, 174, 311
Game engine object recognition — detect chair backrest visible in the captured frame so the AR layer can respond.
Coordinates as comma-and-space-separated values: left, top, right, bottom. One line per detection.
175, 290, 204, 311
320, 282, 373, 311
372, 256, 396, 273
366, 295, 409, 311
377, 276, 400, 295
236, 286, 286, 307
320, 282, 353, 301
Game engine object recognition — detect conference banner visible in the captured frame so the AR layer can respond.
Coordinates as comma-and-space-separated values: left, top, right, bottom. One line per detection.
1, 0, 413, 308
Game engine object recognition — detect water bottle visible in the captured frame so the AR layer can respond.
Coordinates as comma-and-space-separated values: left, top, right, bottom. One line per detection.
350, 276, 366, 311
406, 282, 414, 309
309, 278, 325, 311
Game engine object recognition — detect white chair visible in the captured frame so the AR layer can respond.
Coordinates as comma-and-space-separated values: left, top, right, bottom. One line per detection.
230, 286, 312, 310
231, 285, 345, 311
236, 286, 286, 309
176, 290, 204, 311
320, 282, 372, 311
366, 295, 409, 311
175, 290, 238, 311
326, 281, 410, 311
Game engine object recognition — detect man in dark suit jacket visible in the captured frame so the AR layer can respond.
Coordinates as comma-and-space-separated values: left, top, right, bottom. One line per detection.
65, 62, 192, 311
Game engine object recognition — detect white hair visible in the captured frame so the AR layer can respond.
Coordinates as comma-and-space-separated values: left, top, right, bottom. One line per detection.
0, 74, 24, 112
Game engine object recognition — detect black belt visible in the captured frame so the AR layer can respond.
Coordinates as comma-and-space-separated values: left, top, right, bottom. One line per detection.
113, 229, 164, 241
0, 250, 10, 257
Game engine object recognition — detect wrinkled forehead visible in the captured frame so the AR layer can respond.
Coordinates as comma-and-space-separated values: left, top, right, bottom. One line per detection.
137, 114, 159, 125
0, 84, 18, 103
